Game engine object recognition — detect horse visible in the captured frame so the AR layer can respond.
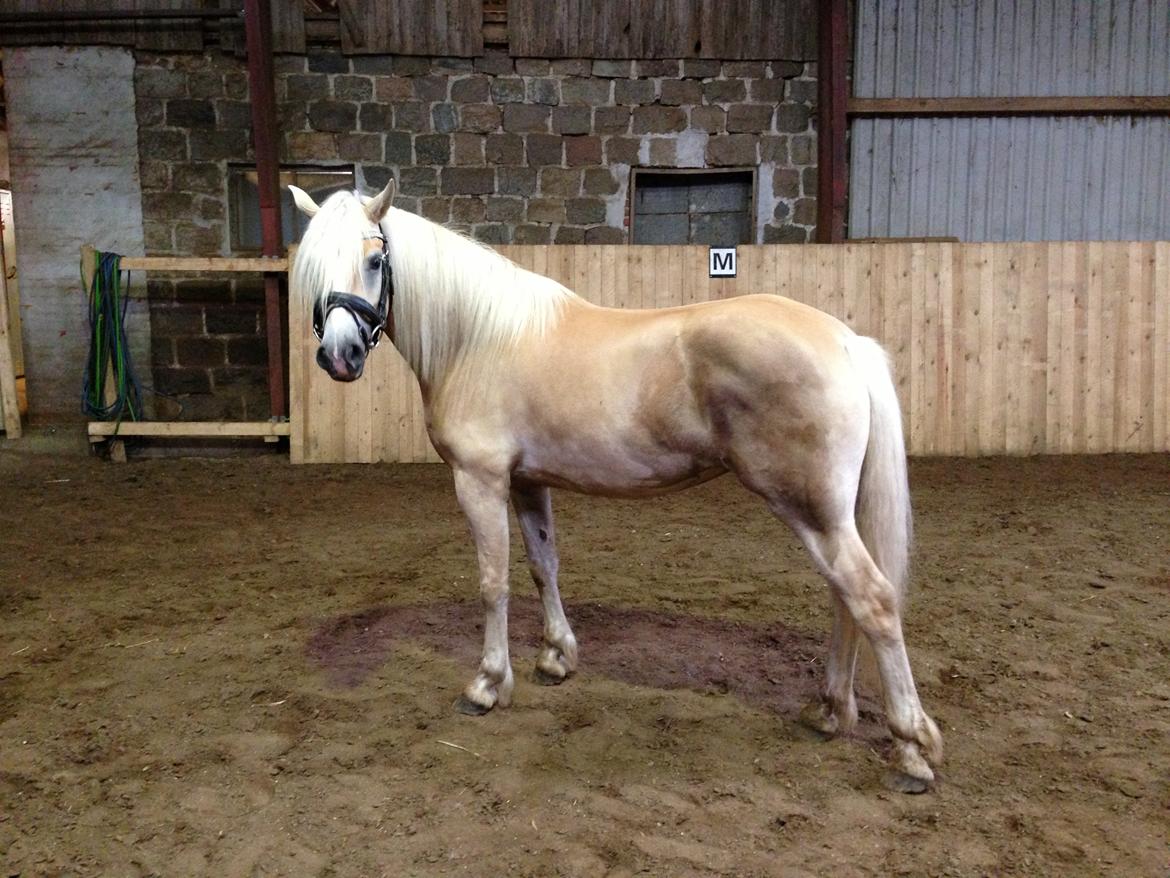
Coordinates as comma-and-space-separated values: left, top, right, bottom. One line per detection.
289, 179, 944, 793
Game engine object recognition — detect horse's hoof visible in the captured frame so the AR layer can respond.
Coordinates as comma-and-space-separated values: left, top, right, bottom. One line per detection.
454, 695, 492, 716
797, 700, 839, 739
533, 666, 568, 686
882, 769, 932, 795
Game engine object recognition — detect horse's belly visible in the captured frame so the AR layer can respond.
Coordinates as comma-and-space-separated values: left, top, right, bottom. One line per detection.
513, 446, 726, 498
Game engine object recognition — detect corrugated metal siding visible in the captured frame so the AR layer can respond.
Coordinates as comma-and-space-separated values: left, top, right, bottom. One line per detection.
850, 0, 1170, 241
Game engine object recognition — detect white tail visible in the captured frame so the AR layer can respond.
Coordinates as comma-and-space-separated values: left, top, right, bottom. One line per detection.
847, 336, 913, 604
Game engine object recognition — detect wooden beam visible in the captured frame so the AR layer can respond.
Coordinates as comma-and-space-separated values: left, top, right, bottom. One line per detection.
244, 0, 288, 420
847, 96, 1170, 117
88, 420, 292, 438
0, 233, 21, 439
852, 236, 961, 244
815, 0, 849, 243
118, 256, 288, 272
0, 8, 237, 22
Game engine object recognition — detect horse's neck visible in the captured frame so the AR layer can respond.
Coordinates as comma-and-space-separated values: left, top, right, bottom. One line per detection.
386, 211, 572, 392
388, 225, 476, 391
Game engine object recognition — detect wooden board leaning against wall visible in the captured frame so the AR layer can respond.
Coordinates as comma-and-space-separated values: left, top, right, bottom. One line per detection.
288, 242, 1170, 463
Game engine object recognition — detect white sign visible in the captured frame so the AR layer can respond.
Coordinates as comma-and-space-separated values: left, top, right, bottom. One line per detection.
709, 247, 737, 278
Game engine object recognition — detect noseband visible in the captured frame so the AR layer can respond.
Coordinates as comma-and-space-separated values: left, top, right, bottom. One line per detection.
312, 232, 394, 352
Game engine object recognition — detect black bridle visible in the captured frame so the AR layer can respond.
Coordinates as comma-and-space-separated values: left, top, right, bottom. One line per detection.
312, 232, 394, 352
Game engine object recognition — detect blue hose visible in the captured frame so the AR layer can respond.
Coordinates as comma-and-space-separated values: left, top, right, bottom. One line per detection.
82, 251, 142, 423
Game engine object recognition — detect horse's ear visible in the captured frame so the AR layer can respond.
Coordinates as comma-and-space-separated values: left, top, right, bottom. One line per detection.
288, 185, 320, 218
363, 178, 396, 223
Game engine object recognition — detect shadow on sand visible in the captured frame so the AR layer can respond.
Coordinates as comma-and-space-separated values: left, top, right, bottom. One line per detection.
306, 598, 888, 734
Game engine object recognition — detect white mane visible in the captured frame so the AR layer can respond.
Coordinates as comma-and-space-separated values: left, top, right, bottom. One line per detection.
292, 190, 576, 387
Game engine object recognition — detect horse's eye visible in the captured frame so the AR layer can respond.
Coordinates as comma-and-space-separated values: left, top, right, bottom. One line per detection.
366, 254, 382, 271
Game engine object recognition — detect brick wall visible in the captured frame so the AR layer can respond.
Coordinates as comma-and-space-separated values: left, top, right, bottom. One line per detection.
134, 49, 817, 418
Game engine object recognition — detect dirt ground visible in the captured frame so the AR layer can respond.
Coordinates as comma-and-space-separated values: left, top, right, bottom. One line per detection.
1, 448, 1167, 877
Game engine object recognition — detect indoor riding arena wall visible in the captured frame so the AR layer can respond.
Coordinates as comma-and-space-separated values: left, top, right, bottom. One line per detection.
131, 48, 818, 423
289, 240, 1170, 463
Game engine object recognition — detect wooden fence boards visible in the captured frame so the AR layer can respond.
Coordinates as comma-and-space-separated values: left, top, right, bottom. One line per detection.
1155, 243, 1170, 451
508, 0, 815, 60
289, 242, 1170, 463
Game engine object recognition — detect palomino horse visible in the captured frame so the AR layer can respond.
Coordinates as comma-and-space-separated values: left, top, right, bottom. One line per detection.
290, 179, 943, 792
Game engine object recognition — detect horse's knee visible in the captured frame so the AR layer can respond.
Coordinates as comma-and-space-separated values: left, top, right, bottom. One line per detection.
480, 581, 508, 608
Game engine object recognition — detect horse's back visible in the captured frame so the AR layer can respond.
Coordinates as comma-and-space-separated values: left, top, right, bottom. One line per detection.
677, 291, 850, 352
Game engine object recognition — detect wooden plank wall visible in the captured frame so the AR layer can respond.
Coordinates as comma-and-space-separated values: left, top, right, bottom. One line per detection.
0, 0, 473, 56
0, 0, 204, 51
507, 0, 816, 59
339, 0, 484, 56
270, 0, 306, 54
288, 242, 1170, 463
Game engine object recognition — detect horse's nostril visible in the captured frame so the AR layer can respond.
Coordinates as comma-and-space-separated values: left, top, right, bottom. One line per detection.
344, 342, 364, 371
316, 346, 331, 371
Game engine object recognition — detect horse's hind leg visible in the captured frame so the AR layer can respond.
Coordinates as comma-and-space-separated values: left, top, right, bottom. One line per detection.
512, 484, 578, 684
799, 592, 860, 737
452, 466, 514, 714
795, 521, 943, 791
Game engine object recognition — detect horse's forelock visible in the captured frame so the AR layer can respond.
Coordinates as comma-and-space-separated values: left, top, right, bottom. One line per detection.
292, 190, 369, 312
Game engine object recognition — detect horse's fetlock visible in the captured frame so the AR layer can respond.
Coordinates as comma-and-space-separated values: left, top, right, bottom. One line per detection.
829, 692, 858, 734
497, 666, 515, 707
557, 631, 579, 670
917, 713, 944, 765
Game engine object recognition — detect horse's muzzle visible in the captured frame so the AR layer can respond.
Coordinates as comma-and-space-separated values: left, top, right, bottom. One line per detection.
317, 342, 365, 382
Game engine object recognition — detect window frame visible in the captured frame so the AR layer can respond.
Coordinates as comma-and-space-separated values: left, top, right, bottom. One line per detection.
227, 163, 356, 254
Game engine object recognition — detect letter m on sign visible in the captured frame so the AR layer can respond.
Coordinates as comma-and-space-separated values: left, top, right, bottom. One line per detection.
709, 247, 736, 278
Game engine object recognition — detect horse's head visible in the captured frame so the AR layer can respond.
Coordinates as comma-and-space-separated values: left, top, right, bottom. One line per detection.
290, 179, 396, 382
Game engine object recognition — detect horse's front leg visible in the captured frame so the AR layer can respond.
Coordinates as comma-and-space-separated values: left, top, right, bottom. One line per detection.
452, 466, 514, 715
511, 484, 578, 684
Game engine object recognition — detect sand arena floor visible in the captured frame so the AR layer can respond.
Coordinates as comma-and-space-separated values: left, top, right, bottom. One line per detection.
1, 450, 1167, 876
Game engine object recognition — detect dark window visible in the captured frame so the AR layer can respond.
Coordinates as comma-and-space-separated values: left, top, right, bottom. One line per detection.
228, 165, 355, 252
631, 169, 755, 245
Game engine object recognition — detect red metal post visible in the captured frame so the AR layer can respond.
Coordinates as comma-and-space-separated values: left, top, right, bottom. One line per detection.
243, 0, 287, 418
815, 0, 849, 243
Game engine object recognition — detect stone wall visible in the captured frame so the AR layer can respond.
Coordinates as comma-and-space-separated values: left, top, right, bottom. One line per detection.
7, 47, 149, 423
133, 49, 818, 418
